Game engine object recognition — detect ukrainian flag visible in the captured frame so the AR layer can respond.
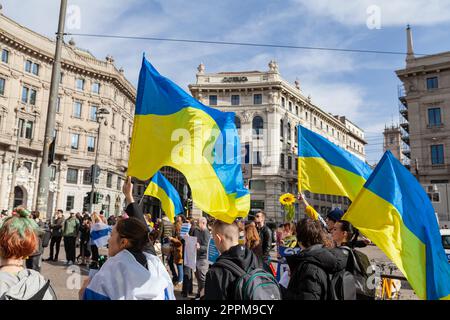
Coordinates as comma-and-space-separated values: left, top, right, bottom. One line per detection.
343, 151, 450, 300
298, 125, 372, 201
144, 171, 184, 223
128, 57, 250, 223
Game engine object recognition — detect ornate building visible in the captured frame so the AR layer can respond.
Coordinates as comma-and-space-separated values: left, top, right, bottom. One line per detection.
0, 12, 135, 217
189, 61, 367, 222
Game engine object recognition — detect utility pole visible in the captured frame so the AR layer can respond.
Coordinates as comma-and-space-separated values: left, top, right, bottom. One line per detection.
88, 108, 109, 213
8, 116, 21, 210
36, 0, 68, 220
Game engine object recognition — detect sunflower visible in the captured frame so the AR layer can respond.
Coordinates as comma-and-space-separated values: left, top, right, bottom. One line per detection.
279, 193, 296, 206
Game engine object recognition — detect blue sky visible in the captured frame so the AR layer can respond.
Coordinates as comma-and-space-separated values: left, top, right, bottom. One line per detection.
4, 0, 450, 164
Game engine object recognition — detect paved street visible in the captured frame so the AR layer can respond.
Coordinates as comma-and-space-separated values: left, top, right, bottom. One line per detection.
40, 243, 417, 300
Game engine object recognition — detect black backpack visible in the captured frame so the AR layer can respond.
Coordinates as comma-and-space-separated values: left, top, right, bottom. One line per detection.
328, 246, 375, 300
214, 260, 282, 300
344, 247, 376, 299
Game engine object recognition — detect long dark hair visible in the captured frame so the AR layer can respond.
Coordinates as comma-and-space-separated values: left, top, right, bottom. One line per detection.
115, 217, 149, 252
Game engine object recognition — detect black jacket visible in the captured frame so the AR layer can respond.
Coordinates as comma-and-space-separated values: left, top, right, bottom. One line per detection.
50, 217, 64, 237
257, 224, 272, 261
191, 227, 211, 260
204, 244, 261, 300
125, 202, 156, 256
285, 244, 348, 300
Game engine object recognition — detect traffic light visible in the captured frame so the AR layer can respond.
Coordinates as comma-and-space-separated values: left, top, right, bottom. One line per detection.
83, 191, 91, 207
90, 165, 101, 179
93, 192, 103, 204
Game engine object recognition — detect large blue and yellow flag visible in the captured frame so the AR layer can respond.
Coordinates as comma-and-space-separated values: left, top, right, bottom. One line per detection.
128, 57, 250, 223
298, 125, 372, 201
343, 151, 450, 300
144, 171, 184, 223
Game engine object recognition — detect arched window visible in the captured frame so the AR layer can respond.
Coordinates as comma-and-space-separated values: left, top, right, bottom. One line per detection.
252, 116, 263, 135
287, 122, 291, 141
280, 119, 284, 138
235, 116, 241, 130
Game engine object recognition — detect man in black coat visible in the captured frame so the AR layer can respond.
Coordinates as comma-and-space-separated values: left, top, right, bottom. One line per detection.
204, 220, 261, 300
254, 210, 272, 271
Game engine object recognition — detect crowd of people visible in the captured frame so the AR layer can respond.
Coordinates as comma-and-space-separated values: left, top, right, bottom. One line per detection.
0, 178, 376, 301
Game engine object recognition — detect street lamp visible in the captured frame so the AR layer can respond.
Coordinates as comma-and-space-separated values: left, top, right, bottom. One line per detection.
88, 107, 110, 213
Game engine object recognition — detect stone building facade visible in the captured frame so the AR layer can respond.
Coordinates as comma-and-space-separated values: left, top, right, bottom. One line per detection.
189, 61, 366, 223
0, 12, 135, 218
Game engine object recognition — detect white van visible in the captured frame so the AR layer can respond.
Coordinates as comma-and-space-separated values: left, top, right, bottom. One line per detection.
441, 229, 450, 262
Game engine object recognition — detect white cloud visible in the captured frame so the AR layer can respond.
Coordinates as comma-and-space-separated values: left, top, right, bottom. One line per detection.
295, 0, 450, 27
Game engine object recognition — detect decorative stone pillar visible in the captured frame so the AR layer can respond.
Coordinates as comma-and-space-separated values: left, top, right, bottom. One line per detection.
55, 161, 67, 211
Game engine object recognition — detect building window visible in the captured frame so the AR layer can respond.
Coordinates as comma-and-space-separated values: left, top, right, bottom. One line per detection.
231, 95, 240, 106
59, 72, 63, 84
21, 86, 37, 105
18, 119, 33, 139
288, 101, 292, 112
23, 161, 32, 173
73, 102, 82, 118
427, 77, 438, 90
287, 122, 292, 141
87, 136, 96, 152
122, 118, 126, 134
254, 94, 262, 105
244, 143, 250, 164
56, 97, 61, 113
117, 177, 122, 190
109, 141, 114, 156
295, 105, 299, 115
305, 112, 308, 121
67, 168, 78, 184
90, 106, 98, 121
209, 95, 217, 106
50, 165, 57, 181
428, 108, 442, 127
253, 151, 262, 166
280, 153, 285, 169
234, 116, 241, 130
91, 82, 100, 94
288, 156, 292, 170
249, 180, 266, 191
83, 169, 92, 185
112, 113, 116, 128
1, 49, 9, 63
107, 173, 113, 188
280, 119, 284, 138
66, 195, 75, 211
252, 116, 264, 135
25, 60, 39, 76
431, 144, 444, 165
281, 97, 285, 108
71, 134, 79, 150
0, 78, 5, 95
76, 78, 85, 91
295, 126, 298, 143
314, 117, 317, 126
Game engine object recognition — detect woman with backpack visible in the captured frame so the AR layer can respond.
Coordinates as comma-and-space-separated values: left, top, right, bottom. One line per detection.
332, 220, 375, 300
285, 218, 350, 300
0, 207, 56, 300
80, 217, 175, 300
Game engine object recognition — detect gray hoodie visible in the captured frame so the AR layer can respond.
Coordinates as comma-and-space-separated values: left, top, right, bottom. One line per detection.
0, 269, 55, 300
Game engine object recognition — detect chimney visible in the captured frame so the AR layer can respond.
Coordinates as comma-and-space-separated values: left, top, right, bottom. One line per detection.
406, 25, 415, 64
